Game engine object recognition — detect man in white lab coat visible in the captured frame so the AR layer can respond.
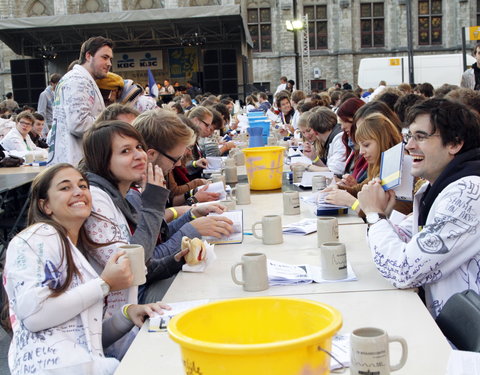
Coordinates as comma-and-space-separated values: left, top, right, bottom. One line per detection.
47, 36, 113, 166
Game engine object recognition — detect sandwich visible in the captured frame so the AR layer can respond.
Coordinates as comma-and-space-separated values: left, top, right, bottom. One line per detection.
181, 236, 207, 265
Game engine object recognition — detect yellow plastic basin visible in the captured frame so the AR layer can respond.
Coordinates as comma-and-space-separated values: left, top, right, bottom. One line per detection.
167, 297, 342, 375
242, 146, 284, 190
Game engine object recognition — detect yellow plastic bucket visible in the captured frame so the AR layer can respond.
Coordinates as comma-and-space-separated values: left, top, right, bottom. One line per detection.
242, 146, 285, 190
168, 297, 342, 375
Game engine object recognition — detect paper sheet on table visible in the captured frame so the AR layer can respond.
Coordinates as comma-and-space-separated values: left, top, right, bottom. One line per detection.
446, 350, 480, 375
290, 155, 313, 165
283, 218, 317, 235
182, 241, 216, 273
266, 109, 280, 122
203, 156, 224, 174
149, 299, 210, 332
294, 171, 334, 188
197, 181, 227, 200
330, 333, 350, 370
301, 192, 349, 211
267, 259, 357, 286
204, 210, 243, 244
288, 147, 302, 157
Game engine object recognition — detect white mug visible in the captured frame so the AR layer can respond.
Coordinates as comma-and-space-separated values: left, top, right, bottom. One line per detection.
223, 158, 236, 168
233, 183, 251, 205
320, 242, 347, 280
220, 199, 236, 211
317, 217, 339, 247
292, 165, 306, 183
118, 244, 146, 286
252, 215, 283, 245
350, 327, 408, 375
223, 165, 238, 184
283, 191, 300, 215
231, 252, 269, 292
312, 175, 327, 192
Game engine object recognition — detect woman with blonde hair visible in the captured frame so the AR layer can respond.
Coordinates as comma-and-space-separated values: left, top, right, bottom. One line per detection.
325, 112, 403, 213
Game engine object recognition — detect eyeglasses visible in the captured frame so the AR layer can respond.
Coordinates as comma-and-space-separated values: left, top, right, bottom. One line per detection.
18, 120, 33, 126
403, 131, 440, 144
199, 118, 213, 128
158, 149, 182, 164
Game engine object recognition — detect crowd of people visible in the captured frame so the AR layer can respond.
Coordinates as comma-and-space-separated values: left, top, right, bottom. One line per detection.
1, 34, 480, 374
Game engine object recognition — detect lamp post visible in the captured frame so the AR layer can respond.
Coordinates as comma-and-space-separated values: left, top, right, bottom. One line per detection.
405, 0, 414, 84
286, 19, 304, 90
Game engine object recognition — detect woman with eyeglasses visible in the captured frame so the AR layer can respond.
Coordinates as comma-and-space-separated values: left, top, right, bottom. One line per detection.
81, 121, 187, 357
3, 164, 171, 374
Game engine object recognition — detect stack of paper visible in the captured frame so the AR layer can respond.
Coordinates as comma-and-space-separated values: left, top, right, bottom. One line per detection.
267, 259, 357, 286
282, 219, 317, 235
149, 299, 210, 332
197, 181, 228, 200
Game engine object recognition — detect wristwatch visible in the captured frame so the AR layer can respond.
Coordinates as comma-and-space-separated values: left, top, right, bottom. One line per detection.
186, 196, 199, 206
99, 278, 111, 297
365, 212, 387, 225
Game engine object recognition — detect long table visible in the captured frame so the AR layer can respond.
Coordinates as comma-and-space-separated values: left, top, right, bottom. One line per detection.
115, 290, 451, 375
115, 170, 452, 374
163, 224, 398, 302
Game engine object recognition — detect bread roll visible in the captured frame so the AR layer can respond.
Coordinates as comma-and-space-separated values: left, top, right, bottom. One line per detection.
182, 236, 206, 265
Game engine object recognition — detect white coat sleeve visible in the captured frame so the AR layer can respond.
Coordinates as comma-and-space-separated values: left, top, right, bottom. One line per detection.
367, 178, 480, 288
5, 231, 105, 332
326, 132, 347, 176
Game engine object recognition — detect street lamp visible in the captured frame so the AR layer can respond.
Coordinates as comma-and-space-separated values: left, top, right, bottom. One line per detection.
286, 19, 304, 90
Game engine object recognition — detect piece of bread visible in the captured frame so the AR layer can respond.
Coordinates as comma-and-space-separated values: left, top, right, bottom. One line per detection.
182, 236, 206, 265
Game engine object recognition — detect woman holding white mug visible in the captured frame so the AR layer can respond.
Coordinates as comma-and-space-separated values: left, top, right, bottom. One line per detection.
3, 164, 170, 375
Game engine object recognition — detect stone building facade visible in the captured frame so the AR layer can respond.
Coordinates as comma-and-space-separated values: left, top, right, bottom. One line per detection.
248, 0, 478, 91
0, 0, 479, 97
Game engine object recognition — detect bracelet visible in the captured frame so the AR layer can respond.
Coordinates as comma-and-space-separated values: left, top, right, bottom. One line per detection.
190, 210, 197, 220
122, 304, 132, 321
193, 160, 197, 168
168, 207, 178, 220
313, 156, 320, 163
351, 199, 360, 211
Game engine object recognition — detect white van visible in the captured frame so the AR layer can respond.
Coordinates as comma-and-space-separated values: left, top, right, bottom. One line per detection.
357, 54, 476, 89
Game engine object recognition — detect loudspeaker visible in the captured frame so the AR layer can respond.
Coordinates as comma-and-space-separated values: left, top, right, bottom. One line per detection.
203, 49, 237, 96
10, 59, 46, 108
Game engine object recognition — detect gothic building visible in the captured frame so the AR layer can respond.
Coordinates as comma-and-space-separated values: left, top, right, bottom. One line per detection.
0, 0, 478, 101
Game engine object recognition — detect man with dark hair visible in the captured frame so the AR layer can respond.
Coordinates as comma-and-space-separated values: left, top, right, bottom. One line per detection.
29, 113, 48, 148
414, 82, 434, 98
358, 98, 480, 318
0, 92, 19, 112
180, 94, 194, 111
461, 42, 480, 90
258, 92, 271, 112
37, 73, 62, 134
47, 36, 113, 166
274, 76, 288, 95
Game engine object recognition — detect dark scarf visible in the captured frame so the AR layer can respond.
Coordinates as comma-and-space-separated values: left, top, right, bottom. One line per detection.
321, 124, 342, 164
473, 63, 480, 91
418, 148, 480, 227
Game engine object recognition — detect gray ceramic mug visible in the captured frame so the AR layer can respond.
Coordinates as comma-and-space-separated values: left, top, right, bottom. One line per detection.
231, 253, 269, 292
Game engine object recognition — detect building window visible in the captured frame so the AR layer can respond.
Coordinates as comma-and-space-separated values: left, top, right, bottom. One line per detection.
360, 2, 384, 48
477, 0, 480, 26
304, 5, 327, 50
418, 0, 442, 45
247, 8, 272, 52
